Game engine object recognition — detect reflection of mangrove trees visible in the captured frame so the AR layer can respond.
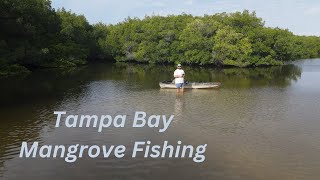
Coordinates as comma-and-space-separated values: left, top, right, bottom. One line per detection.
0, 63, 302, 108
216, 65, 302, 88
109, 63, 302, 89
0, 62, 302, 174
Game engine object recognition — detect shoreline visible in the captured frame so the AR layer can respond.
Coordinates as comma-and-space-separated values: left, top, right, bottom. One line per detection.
1, 58, 304, 78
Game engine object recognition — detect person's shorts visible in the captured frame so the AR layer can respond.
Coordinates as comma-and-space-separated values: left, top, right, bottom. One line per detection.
176, 83, 184, 89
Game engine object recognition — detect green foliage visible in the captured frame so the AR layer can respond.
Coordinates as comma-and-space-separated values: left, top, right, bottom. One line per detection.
0, 64, 31, 76
213, 26, 253, 67
54, 8, 97, 64
1, 1, 320, 76
179, 19, 217, 65
0, 0, 60, 66
0, 0, 110, 76
104, 10, 320, 67
92, 23, 111, 59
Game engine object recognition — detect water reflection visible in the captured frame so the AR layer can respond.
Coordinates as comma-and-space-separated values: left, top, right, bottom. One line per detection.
0, 63, 302, 109
174, 94, 184, 118
0, 61, 314, 180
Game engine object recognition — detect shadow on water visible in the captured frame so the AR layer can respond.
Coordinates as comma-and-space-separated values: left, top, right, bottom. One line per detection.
0, 62, 302, 178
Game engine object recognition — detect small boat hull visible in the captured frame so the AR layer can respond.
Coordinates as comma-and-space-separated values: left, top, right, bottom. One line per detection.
159, 81, 221, 89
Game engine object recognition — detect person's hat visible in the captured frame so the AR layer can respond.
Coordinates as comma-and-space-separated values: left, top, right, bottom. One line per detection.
177, 64, 182, 67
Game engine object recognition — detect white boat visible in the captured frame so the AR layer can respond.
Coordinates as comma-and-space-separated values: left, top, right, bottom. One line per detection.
159, 81, 221, 89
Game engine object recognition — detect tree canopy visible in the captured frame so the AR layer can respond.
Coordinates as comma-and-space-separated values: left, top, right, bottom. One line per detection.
1, 0, 320, 76
105, 11, 320, 67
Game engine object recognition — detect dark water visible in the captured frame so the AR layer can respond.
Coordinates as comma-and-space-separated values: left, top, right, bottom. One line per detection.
0, 59, 320, 180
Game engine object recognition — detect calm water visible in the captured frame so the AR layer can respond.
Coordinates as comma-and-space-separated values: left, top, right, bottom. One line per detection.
0, 59, 320, 180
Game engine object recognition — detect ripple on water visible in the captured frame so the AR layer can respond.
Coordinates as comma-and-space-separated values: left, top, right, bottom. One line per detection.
1, 61, 320, 179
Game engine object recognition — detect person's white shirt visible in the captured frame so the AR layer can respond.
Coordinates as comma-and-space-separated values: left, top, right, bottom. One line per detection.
174, 69, 185, 84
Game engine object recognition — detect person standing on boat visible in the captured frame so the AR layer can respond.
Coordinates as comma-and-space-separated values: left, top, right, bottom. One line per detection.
174, 64, 185, 92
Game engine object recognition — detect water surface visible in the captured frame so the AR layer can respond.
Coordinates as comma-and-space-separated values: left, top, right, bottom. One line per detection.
0, 59, 320, 180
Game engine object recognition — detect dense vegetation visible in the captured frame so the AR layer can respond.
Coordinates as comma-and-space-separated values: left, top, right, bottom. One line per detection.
107, 13, 320, 67
0, 0, 106, 76
1, 0, 320, 76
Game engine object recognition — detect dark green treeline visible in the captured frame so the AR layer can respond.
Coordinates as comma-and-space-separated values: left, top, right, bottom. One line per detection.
1, 0, 320, 76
